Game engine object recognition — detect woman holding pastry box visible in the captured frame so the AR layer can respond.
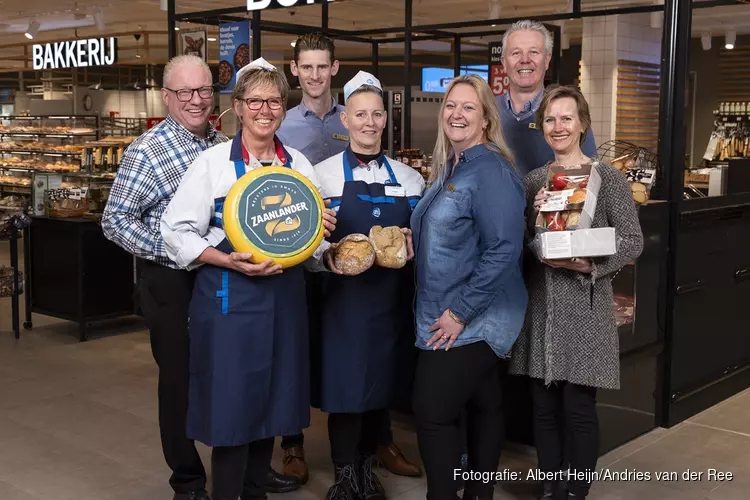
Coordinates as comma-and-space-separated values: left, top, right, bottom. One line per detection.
313, 71, 425, 500
160, 58, 338, 500
410, 74, 528, 500
508, 85, 643, 500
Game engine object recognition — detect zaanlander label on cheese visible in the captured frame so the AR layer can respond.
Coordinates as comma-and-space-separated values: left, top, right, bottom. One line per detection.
237, 174, 320, 255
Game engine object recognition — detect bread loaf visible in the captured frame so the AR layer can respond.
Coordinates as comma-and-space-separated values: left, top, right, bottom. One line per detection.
333, 234, 375, 275
369, 225, 407, 269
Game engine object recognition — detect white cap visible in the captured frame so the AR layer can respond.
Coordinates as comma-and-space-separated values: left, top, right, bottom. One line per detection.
344, 71, 382, 101
235, 57, 277, 84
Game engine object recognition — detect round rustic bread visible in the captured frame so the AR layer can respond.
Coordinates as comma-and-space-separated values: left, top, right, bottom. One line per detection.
369, 225, 407, 269
333, 234, 375, 275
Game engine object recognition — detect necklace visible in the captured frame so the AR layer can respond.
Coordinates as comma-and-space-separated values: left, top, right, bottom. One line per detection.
554, 156, 592, 169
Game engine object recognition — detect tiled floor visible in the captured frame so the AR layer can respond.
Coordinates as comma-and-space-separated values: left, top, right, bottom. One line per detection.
1, 240, 749, 499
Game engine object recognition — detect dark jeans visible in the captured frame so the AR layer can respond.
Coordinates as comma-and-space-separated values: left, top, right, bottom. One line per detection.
413, 341, 505, 500
212, 438, 274, 500
328, 409, 388, 464
139, 261, 205, 494
532, 379, 599, 497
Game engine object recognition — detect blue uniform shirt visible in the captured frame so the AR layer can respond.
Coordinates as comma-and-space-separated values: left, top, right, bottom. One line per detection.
277, 97, 350, 165
497, 89, 598, 177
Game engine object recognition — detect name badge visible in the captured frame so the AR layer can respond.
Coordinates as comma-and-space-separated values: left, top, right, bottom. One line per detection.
332, 133, 349, 141
385, 186, 405, 197
528, 123, 537, 129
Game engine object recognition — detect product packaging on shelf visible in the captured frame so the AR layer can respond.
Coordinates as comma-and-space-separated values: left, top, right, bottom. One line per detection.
44, 186, 89, 218
532, 162, 616, 260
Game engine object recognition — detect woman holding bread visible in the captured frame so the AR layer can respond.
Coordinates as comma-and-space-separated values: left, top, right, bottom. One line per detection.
508, 85, 643, 500
313, 71, 425, 500
409, 74, 528, 500
160, 58, 338, 500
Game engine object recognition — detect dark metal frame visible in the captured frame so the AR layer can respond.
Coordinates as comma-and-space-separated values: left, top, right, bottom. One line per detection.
165, 0, 750, 428
168, 0, 744, 150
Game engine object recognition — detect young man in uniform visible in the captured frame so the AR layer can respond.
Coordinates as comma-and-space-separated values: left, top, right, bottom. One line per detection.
497, 20, 597, 176
102, 55, 227, 500
275, 32, 422, 486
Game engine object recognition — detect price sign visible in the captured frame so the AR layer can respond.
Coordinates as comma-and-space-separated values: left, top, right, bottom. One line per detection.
147, 117, 166, 129
490, 65, 510, 96
488, 40, 508, 97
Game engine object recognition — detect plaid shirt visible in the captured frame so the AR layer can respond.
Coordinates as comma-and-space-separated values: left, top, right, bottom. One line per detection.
101, 115, 228, 269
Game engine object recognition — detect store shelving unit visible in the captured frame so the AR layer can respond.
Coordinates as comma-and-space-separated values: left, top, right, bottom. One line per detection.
0, 115, 100, 211
0, 210, 31, 339
0, 115, 137, 341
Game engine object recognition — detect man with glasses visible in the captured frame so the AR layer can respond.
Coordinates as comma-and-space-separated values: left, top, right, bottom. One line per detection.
102, 54, 227, 500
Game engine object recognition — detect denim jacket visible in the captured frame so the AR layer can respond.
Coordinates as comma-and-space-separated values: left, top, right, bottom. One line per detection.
410, 144, 528, 358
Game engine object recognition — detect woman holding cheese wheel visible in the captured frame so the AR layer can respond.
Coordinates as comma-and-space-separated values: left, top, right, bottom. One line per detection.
508, 85, 643, 500
160, 58, 337, 500
313, 71, 425, 500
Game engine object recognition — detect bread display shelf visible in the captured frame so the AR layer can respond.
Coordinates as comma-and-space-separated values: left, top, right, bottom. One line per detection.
0, 131, 97, 137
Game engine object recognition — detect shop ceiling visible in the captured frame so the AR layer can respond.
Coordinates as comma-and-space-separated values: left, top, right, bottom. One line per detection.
0, 0, 749, 71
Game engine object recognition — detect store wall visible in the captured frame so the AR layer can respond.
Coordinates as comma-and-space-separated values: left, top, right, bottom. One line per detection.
580, 13, 662, 147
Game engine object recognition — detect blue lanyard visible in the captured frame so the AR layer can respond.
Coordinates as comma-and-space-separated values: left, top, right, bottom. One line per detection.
343, 152, 398, 185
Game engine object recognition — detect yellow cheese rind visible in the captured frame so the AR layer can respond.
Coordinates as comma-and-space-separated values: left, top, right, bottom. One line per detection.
223, 166, 325, 268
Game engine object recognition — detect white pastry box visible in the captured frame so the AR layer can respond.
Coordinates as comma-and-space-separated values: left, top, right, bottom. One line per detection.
535, 227, 617, 260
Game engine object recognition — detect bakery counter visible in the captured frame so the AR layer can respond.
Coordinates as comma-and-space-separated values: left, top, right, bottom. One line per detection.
23, 216, 136, 341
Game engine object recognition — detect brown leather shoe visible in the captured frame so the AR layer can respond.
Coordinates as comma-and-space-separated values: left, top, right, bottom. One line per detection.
375, 444, 422, 477
283, 445, 309, 484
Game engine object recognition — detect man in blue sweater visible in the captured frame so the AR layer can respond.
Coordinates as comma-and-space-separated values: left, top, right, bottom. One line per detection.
497, 20, 597, 176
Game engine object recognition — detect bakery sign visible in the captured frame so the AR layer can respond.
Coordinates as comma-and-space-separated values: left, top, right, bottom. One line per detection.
32, 37, 118, 71
247, 0, 334, 10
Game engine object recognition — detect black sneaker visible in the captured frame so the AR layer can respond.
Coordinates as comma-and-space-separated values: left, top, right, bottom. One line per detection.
357, 455, 386, 500
326, 463, 360, 500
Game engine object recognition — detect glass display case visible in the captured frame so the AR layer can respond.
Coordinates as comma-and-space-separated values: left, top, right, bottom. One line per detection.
0, 115, 100, 215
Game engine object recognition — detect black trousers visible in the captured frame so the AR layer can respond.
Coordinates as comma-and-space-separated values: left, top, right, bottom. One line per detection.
413, 341, 505, 500
328, 409, 388, 465
139, 260, 205, 494
281, 411, 394, 451
532, 379, 599, 497
212, 438, 274, 500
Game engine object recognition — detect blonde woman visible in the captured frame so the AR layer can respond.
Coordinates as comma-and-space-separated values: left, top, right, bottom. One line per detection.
410, 74, 528, 500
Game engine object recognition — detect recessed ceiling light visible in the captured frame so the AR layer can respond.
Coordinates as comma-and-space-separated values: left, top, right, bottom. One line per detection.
24, 20, 40, 39
208, 37, 216, 41
290, 41, 296, 47
175, 27, 180, 31
726, 29, 736, 49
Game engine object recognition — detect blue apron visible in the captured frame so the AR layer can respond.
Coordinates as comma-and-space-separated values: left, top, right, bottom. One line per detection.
186, 154, 310, 447
316, 150, 414, 413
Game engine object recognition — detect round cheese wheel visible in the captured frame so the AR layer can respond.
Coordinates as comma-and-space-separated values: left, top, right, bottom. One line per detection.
223, 166, 325, 268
